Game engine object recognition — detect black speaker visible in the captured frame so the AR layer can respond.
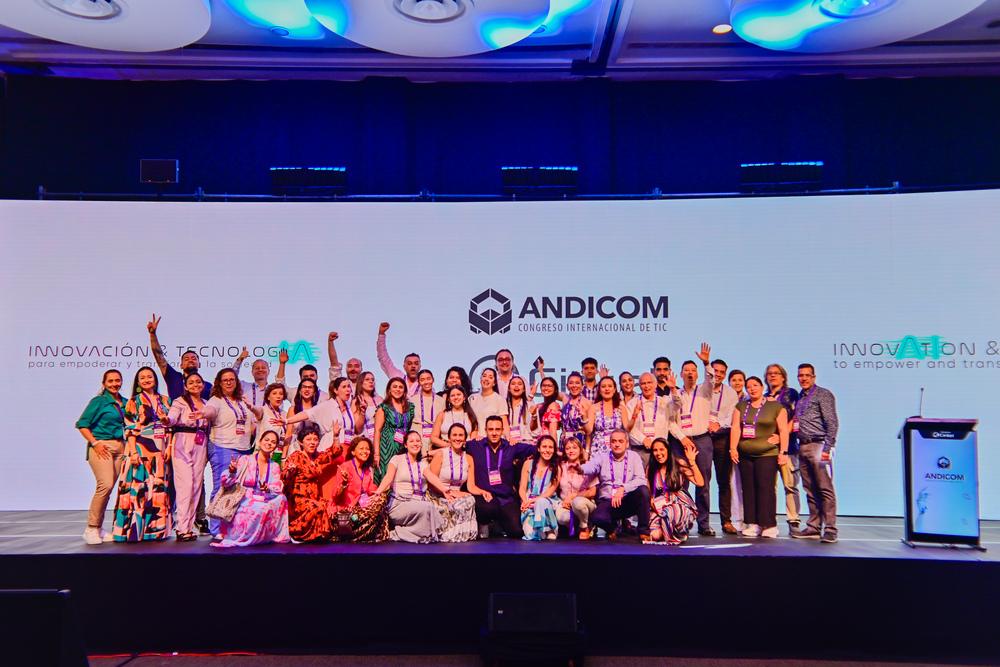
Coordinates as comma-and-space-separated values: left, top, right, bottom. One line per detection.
0, 589, 88, 666
489, 592, 578, 633
140, 158, 179, 184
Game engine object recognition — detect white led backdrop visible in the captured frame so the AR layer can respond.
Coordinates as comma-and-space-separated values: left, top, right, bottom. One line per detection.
0, 193, 996, 516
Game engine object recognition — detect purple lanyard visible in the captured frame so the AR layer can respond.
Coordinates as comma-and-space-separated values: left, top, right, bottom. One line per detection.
405, 456, 424, 496
448, 448, 464, 485
340, 400, 355, 434
683, 387, 697, 415
658, 469, 669, 496
252, 383, 259, 405
420, 393, 435, 424
223, 397, 246, 424
143, 393, 161, 421
109, 395, 125, 422
486, 447, 504, 475
714, 387, 724, 413
393, 404, 411, 432
530, 466, 551, 497
640, 396, 659, 423
352, 459, 368, 489
255, 457, 271, 491
509, 400, 526, 428
609, 452, 628, 488
794, 387, 815, 419
742, 402, 765, 430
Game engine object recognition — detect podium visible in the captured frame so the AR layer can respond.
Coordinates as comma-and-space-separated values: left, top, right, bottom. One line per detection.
899, 417, 982, 549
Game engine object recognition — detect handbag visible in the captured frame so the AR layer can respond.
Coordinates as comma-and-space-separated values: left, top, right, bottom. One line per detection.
206, 461, 248, 522
331, 510, 356, 541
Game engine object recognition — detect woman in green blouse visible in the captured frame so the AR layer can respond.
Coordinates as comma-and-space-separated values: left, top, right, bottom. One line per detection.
729, 375, 789, 539
75, 369, 128, 545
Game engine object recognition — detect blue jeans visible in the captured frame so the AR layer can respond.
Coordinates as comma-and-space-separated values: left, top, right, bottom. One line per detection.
207, 441, 252, 535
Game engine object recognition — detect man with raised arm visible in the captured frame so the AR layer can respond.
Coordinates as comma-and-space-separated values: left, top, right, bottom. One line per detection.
147, 313, 212, 401
671, 342, 718, 536
707, 358, 740, 534
376, 321, 420, 396
233, 346, 287, 408
328, 331, 364, 399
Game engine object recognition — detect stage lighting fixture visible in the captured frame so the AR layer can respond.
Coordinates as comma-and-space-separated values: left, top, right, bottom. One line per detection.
730, 0, 985, 52
712, 23, 733, 34
304, 0, 551, 57
224, 0, 327, 40
739, 161, 823, 194
501, 166, 578, 199
0, 0, 211, 52
270, 166, 348, 196
140, 159, 179, 185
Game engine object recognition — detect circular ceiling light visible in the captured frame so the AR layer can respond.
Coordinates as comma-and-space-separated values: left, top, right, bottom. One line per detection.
731, 0, 986, 52
0, 0, 211, 52
712, 23, 733, 35
305, 0, 551, 57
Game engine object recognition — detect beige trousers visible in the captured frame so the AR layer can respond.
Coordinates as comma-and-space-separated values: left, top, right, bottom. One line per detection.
86, 439, 125, 529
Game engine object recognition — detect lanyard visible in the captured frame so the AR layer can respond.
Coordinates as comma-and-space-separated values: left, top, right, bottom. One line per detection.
714, 387, 724, 413
420, 392, 435, 424
109, 395, 125, 422
252, 383, 258, 406
531, 466, 551, 497
658, 468, 670, 496
223, 397, 246, 423
486, 446, 503, 474
352, 459, 368, 489
255, 456, 271, 490
339, 400, 355, 435
405, 456, 424, 496
640, 396, 659, 423
795, 387, 815, 418
742, 402, 765, 430
509, 399, 526, 427
683, 386, 698, 415
448, 448, 464, 485
609, 452, 628, 488
393, 404, 411, 432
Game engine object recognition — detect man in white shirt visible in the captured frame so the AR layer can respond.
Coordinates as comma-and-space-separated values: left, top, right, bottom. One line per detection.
670, 343, 717, 536
376, 322, 421, 396
233, 347, 287, 408
707, 358, 740, 534
628, 372, 688, 469
327, 331, 363, 399
495, 348, 515, 399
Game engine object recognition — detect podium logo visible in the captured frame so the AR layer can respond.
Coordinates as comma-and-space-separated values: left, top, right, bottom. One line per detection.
470, 289, 512, 336
937, 457, 951, 469
931, 431, 956, 439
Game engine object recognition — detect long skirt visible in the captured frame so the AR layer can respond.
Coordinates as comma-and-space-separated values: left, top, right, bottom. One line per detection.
387, 495, 442, 544
520, 496, 559, 541
213, 492, 290, 548
288, 494, 331, 543
113, 451, 171, 542
330, 491, 389, 543
431, 494, 477, 543
649, 490, 697, 544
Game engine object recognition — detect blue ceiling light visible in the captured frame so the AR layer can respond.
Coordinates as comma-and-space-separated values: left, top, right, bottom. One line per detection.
481, 16, 547, 50
817, 0, 896, 19
225, 0, 327, 40
732, 0, 840, 51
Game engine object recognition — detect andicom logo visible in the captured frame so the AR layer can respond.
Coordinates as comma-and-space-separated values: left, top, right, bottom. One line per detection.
470, 288, 512, 336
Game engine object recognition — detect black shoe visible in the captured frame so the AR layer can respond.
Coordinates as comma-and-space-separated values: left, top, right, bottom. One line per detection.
820, 531, 838, 544
195, 519, 211, 536
698, 527, 716, 537
791, 527, 822, 540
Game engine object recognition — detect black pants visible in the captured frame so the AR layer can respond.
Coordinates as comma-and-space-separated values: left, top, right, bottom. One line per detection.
710, 430, 733, 524
475, 496, 523, 538
738, 454, 778, 529
592, 486, 651, 535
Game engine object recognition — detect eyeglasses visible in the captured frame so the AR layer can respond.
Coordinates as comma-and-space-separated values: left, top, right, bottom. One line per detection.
797, 373, 815, 378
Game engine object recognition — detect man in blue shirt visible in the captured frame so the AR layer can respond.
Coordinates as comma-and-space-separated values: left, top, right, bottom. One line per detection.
790, 364, 840, 543
467, 415, 536, 538
574, 429, 651, 541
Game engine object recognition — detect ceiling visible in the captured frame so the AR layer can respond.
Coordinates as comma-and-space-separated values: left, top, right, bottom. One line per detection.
1, 0, 1000, 81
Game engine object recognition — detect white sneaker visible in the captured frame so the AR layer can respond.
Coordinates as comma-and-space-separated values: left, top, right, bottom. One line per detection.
741, 524, 760, 538
82, 527, 102, 545
99, 528, 113, 542
761, 526, 779, 538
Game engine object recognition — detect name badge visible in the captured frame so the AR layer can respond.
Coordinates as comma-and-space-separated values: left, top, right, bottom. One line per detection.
422, 423, 433, 438
488, 469, 502, 486
652, 495, 668, 513
510, 426, 521, 441
235, 420, 246, 437
194, 431, 206, 446
743, 425, 757, 438
680, 414, 693, 430
642, 422, 655, 438
343, 428, 355, 439
393, 430, 405, 444
152, 423, 166, 439
792, 419, 800, 433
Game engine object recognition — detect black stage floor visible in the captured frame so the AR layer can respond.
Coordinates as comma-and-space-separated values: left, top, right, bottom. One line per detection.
1, 511, 998, 663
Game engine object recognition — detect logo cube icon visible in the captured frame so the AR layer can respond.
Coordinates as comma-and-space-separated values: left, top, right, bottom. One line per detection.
469, 288, 512, 335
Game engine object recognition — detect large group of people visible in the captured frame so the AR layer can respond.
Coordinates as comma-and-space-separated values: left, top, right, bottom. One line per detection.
74, 315, 840, 547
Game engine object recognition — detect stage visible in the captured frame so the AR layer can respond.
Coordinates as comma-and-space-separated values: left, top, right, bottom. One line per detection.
1, 511, 998, 663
